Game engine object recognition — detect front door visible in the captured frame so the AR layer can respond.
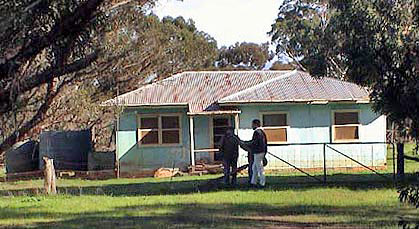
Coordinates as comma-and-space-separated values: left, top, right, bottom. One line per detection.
212, 116, 233, 161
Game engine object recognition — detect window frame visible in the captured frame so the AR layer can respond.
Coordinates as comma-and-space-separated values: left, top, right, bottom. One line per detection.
137, 113, 182, 147
331, 110, 361, 143
260, 111, 290, 144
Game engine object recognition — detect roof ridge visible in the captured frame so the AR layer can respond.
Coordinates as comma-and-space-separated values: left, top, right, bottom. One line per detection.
107, 70, 294, 103
219, 70, 299, 102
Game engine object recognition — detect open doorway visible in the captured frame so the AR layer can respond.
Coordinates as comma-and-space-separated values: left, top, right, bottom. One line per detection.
212, 116, 233, 161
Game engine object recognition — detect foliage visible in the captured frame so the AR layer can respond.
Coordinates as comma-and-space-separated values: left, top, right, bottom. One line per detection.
400, 185, 419, 208
216, 42, 274, 70
0, 0, 156, 153
94, 13, 218, 94
0, 2, 219, 153
269, 61, 296, 71
270, 0, 419, 140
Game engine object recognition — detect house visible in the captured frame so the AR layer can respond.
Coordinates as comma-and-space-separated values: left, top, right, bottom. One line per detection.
104, 70, 387, 176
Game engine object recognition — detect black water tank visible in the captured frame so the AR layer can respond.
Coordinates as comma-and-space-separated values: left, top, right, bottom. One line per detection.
6, 140, 39, 173
39, 130, 91, 171
88, 151, 115, 171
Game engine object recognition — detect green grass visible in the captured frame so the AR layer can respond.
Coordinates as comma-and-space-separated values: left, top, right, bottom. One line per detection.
0, 175, 416, 228
0, 145, 418, 228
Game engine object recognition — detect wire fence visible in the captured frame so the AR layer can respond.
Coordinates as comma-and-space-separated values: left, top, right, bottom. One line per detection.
266, 141, 393, 184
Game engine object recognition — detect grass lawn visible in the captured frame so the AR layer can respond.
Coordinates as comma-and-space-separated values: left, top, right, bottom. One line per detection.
0, 145, 418, 228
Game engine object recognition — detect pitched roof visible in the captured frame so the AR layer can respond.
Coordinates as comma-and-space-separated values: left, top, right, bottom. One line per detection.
103, 70, 370, 113
219, 71, 369, 103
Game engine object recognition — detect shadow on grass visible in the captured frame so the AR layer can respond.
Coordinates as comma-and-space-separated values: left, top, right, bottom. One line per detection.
1, 172, 417, 197
2, 202, 417, 228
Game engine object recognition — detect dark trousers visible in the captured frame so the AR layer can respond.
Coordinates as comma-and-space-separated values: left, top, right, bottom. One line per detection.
223, 157, 238, 185
248, 152, 254, 183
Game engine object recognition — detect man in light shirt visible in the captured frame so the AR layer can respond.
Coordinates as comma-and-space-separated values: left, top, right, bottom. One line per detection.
241, 119, 267, 188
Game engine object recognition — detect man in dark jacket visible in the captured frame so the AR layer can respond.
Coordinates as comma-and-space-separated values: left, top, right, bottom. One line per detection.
241, 119, 267, 187
219, 128, 239, 185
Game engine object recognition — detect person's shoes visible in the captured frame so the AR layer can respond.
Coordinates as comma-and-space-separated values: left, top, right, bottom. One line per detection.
249, 183, 258, 188
257, 184, 266, 189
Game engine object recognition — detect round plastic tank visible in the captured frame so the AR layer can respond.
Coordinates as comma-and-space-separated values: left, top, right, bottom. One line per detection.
39, 130, 91, 171
6, 140, 39, 173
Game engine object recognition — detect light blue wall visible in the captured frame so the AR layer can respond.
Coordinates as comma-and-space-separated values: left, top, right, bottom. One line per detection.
117, 107, 191, 174
117, 103, 387, 173
236, 103, 387, 169
193, 116, 212, 161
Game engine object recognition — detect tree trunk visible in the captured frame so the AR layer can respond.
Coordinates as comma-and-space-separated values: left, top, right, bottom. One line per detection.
43, 157, 57, 195
397, 143, 405, 181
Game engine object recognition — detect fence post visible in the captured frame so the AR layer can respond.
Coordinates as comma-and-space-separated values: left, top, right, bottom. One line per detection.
43, 157, 57, 195
323, 143, 327, 184
396, 143, 405, 181
392, 143, 396, 182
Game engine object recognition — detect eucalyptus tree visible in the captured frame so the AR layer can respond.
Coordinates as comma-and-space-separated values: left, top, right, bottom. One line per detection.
270, 0, 418, 146
217, 42, 274, 70
0, 0, 155, 153
0, 1, 219, 153
270, 0, 418, 200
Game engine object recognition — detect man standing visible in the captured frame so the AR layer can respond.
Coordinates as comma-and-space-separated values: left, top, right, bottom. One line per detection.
242, 119, 267, 188
219, 128, 239, 186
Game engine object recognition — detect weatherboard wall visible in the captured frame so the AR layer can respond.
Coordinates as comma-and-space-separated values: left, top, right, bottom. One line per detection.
117, 107, 191, 174
117, 103, 386, 174
235, 103, 387, 170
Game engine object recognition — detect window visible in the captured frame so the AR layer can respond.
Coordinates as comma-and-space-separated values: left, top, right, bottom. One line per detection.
138, 115, 181, 145
139, 117, 158, 144
162, 116, 180, 144
262, 113, 288, 143
333, 111, 360, 142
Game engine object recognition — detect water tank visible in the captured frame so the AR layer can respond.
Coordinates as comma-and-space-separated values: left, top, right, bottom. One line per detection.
39, 130, 91, 171
6, 140, 39, 173
88, 151, 115, 171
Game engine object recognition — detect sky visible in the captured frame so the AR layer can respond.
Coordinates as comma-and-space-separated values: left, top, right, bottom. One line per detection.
152, 0, 283, 48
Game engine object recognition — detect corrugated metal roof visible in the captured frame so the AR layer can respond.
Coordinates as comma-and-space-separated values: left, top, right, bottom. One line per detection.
103, 70, 370, 113
219, 71, 370, 103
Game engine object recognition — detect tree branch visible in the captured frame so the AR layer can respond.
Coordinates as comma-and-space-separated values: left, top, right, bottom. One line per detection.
0, 0, 104, 79
0, 52, 98, 114
0, 81, 65, 154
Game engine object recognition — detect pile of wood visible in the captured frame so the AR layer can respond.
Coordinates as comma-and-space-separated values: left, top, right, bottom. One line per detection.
153, 168, 184, 178
189, 161, 224, 175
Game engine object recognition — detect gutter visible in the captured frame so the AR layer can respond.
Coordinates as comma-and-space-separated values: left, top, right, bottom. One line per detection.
218, 99, 370, 106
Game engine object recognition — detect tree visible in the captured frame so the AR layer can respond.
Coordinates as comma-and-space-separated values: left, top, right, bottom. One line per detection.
39, 14, 219, 152
271, 0, 418, 170
270, 0, 418, 206
0, 5, 219, 154
216, 42, 274, 70
269, 61, 296, 71
0, 0, 155, 153
90, 14, 218, 94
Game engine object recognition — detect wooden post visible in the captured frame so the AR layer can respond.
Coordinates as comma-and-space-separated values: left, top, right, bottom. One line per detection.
323, 144, 327, 184
392, 143, 396, 182
189, 116, 195, 166
234, 113, 240, 135
116, 86, 120, 179
397, 143, 405, 181
116, 116, 120, 179
43, 157, 57, 195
